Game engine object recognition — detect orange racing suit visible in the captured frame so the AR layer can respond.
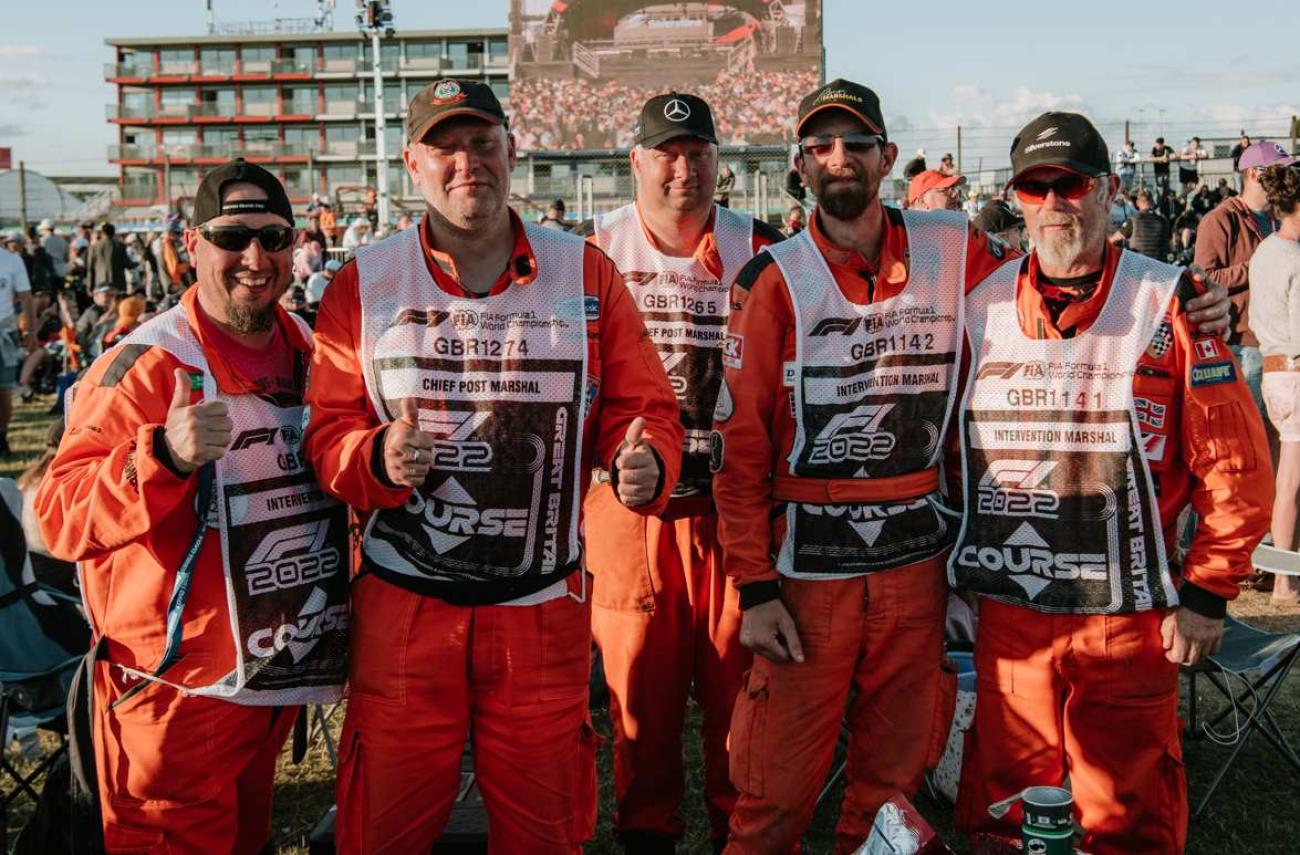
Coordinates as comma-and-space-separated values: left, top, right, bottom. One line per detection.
34, 287, 313, 854
304, 211, 682, 853
952, 246, 1272, 854
712, 204, 1009, 853
584, 204, 784, 849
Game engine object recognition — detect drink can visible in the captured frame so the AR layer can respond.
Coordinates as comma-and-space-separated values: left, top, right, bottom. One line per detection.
1020, 786, 1073, 855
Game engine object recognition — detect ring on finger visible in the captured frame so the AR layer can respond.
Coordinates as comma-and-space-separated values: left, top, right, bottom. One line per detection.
407, 447, 421, 464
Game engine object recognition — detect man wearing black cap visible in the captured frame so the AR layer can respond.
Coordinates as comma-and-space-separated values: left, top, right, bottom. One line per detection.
304, 78, 683, 852
585, 91, 784, 854
713, 87, 1232, 851
973, 198, 1025, 251
36, 158, 348, 852
950, 112, 1266, 853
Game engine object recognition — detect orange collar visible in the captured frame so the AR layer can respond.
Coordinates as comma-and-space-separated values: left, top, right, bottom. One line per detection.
1019, 243, 1123, 339
419, 208, 538, 297
808, 202, 909, 288
633, 203, 725, 280
181, 286, 310, 394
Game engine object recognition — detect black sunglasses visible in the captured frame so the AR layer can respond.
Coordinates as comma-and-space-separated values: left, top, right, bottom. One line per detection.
799, 133, 883, 157
199, 224, 295, 253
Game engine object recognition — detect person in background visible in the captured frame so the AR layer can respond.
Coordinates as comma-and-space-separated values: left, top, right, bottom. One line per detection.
1195, 140, 1295, 446
973, 198, 1025, 251
938, 152, 958, 176
341, 217, 371, 251
1115, 139, 1141, 191
902, 148, 927, 181
99, 295, 146, 351
279, 285, 313, 327
303, 213, 328, 250
293, 236, 324, 283
38, 220, 68, 283
907, 169, 965, 212
0, 241, 36, 456
306, 258, 341, 307
1150, 136, 1174, 195
1118, 189, 1173, 260
784, 204, 806, 236
161, 222, 194, 291
539, 198, 570, 230
77, 283, 121, 360
86, 222, 135, 294
962, 188, 981, 217
1230, 132, 1252, 188
1248, 163, 1300, 602
395, 212, 415, 231
319, 199, 338, 246
715, 163, 736, 208
1180, 136, 1208, 194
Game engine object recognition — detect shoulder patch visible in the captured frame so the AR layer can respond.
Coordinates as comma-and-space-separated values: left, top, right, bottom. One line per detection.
752, 218, 787, 246
1190, 360, 1237, 387
97, 343, 153, 387
733, 251, 778, 293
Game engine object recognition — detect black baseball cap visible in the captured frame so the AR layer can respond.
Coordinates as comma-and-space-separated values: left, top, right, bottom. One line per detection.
1008, 112, 1110, 185
796, 79, 887, 139
407, 78, 506, 143
974, 199, 1025, 234
634, 93, 717, 149
193, 158, 293, 227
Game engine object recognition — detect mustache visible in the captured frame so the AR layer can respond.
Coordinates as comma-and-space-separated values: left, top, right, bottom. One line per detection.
1037, 213, 1080, 227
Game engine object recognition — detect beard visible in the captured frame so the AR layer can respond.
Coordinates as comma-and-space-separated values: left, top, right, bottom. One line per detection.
1032, 212, 1105, 270
814, 167, 873, 221
225, 298, 278, 334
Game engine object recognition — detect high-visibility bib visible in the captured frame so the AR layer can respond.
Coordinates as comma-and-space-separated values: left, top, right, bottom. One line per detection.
594, 203, 753, 494
767, 209, 966, 577
949, 251, 1180, 614
356, 225, 589, 602
119, 304, 349, 704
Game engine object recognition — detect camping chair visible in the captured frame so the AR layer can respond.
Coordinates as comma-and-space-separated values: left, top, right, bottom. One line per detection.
1181, 606, 1300, 818
0, 480, 91, 848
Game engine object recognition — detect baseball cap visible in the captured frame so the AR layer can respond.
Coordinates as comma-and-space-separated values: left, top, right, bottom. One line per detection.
92, 283, 120, 294
1008, 112, 1110, 185
192, 158, 294, 227
406, 78, 505, 144
796, 79, 887, 140
633, 92, 717, 149
1237, 140, 1297, 172
974, 199, 1025, 234
907, 170, 965, 204
38, 218, 53, 231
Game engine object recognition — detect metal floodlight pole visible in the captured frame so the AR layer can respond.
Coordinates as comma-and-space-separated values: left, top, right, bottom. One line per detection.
360, 0, 392, 226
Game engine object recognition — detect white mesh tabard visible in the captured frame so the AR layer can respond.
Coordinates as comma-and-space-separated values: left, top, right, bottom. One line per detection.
949, 250, 1180, 614
356, 225, 589, 598
595, 203, 753, 493
766, 210, 966, 578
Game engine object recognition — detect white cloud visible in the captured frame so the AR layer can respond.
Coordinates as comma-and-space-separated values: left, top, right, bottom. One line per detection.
929, 86, 1089, 129
0, 44, 41, 62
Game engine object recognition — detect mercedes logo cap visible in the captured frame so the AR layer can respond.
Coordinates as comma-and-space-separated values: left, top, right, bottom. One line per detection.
633, 92, 717, 149
796, 78, 887, 140
1008, 112, 1111, 185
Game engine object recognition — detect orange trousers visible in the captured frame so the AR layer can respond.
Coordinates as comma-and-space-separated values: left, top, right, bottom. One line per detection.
335, 573, 597, 854
724, 557, 950, 855
955, 599, 1187, 855
586, 484, 750, 846
93, 662, 296, 854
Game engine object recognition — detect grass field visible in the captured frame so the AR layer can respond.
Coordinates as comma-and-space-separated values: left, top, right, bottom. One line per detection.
5, 395, 1300, 853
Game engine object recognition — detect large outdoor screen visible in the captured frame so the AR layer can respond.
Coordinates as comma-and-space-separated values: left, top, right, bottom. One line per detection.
507, 0, 824, 151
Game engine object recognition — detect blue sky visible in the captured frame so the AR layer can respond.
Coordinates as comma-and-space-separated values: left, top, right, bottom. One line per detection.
3, 0, 1296, 176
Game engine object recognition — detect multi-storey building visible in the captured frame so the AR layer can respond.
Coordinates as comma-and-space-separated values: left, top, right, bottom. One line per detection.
105, 28, 509, 214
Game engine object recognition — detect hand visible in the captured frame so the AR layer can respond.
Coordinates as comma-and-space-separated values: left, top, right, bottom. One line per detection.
613, 417, 660, 508
163, 367, 232, 474
739, 599, 805, 664
1161, 607, 1224, 666
382, 398, 434, 488
1183, 266, 1230, 337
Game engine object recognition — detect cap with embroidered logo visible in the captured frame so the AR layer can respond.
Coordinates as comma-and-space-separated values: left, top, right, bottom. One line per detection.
1008, 112, 1110, 185
633, 92, 717, 149
406, 78, 506, 144
796, 79, 887, 140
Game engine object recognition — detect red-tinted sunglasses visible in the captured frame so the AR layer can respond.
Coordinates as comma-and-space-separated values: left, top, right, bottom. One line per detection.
1013, 173, 1106, 204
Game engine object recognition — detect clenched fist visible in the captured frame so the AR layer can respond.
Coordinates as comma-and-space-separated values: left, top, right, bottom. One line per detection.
383, 398, 435, 488
613, 417, 660, 507
163, 367, 233, 474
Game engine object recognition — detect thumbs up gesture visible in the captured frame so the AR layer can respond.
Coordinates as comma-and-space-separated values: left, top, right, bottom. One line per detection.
163, 367, 233, 474
382, 398, 435, 488
613, 417, 660, 508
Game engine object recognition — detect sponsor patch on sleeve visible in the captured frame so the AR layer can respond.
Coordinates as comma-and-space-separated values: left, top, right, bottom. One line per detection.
583, 374, 600, 417
722, 332, 744, 370
709, 429, 724, 472
1194, 337, 1221, 361
782, 361, 797, 387
1190, 360, 1237, 387
584, 295, 600, 322
713, 377, 734, 422
1141, 432, 1169, 463
1145, 315, 1173, 360
1134, 397, 1168, 430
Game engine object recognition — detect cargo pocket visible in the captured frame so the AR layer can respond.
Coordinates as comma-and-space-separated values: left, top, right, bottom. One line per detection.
569, 718, 599, 843
540, 595, 593, 702
729, 668, 769, 799
926, 658, 959, 770
103, 820, 171, 854
585, 483, 656, 612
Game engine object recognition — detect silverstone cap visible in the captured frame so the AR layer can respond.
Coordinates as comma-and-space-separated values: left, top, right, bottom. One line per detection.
193, 158, 294, 227
974, 199, 1025, 233
907, 170, 965, 204
407, 78, 506, 143
634, 93, 717, 149
1008, 112, 1110, 184
1237, 140, 1297, 171
796, 79, 886, 139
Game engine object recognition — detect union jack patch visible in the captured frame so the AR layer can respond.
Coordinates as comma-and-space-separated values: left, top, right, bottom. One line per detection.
1146, 316, 1173, 359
